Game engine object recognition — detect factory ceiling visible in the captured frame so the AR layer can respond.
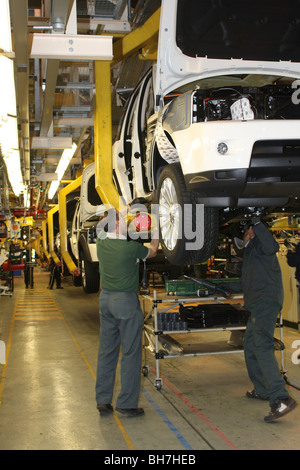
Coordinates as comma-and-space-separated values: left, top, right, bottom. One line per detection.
0, 0, 160, 215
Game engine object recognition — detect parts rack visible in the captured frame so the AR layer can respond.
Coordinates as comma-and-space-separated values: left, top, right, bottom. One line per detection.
142, 290, 285, 390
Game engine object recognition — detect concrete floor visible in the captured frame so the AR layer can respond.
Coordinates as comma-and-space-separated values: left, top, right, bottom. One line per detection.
0, 267, 300, 451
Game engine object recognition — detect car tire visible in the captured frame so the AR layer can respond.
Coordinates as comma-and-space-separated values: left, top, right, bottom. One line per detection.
157, 163, 218, 265
80, 250, 100, 294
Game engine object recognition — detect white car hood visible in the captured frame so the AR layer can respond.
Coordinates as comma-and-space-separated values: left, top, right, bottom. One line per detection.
155, 0, 300, 98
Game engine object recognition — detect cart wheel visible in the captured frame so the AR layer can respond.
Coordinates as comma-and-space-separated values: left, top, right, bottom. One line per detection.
142, 365, 149, 377
154, 378, 163, 390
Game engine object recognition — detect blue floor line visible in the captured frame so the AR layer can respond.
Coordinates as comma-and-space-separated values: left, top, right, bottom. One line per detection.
142, 388, 194, 450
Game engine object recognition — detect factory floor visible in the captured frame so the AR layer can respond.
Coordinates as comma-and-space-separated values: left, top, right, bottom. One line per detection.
0, 267, 300, 452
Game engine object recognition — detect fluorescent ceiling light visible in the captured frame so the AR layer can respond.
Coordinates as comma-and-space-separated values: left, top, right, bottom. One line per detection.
0, 59, 24, 196
0, 0, 12, 52
47, 181, 60, 201
48, 143, 77, 199
0, 1, 24, 197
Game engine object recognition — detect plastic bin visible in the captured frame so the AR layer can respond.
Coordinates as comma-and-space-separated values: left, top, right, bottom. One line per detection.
165, 279, 204, 296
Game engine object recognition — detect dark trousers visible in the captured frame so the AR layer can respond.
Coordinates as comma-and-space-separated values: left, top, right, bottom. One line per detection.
48, 265, 61, 288
24, 265, 33, 288
244, 301, 290, 405
95, 289, 144, 408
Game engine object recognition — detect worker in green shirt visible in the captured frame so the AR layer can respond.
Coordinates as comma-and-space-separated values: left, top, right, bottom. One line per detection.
95, 208, 159, 418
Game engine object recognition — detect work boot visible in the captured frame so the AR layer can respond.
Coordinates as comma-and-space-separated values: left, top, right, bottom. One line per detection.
116, 407, 144, 417
97, 403, 114, 416
264, 397, 297, 423
246, 389, 268, 400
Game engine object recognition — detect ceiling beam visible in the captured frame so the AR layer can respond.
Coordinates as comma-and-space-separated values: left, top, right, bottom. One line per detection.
39, 59, 60, 137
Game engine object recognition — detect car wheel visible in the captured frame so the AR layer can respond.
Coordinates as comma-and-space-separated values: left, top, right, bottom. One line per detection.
157, 163, 219, 265
80, 251, 100, 294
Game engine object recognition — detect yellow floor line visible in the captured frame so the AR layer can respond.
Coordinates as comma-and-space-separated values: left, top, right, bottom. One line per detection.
0, 285, 135, 450
14, 289, 63, 321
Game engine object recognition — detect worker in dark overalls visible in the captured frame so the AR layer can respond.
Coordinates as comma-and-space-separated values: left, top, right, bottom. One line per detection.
224, 219, 297, 423
48, 257, 63, 289
24, 242, 34, 289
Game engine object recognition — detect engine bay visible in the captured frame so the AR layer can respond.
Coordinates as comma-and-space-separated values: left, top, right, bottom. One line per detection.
193, 81, 300, 122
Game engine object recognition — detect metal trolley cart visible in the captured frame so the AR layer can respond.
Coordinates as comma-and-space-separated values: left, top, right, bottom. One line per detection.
0, 270, 14, 297
0, 248, 25, 296
142, 290, 285, 390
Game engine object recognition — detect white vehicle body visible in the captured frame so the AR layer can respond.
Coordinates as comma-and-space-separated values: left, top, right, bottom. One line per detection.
113, 0, 300, 265
68, 163, 101, 293
69, 201, 98, 266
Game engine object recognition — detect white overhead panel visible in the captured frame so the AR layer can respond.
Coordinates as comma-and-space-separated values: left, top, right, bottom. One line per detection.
30, 34, 113, 60
53, 118, 94, 127
37, 173, 58, 182
31, 137, 73, 149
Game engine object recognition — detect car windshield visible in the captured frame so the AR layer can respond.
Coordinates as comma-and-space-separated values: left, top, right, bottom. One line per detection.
176, 0, 300, 62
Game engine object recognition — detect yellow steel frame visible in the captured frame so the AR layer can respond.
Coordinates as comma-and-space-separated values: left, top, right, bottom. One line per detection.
58, 176, 82, 275
94, 61, 121, 209
47, 205, 60, 265
94, 8, 160, 209
42, 219, 50, 260
113, 7, 160, 63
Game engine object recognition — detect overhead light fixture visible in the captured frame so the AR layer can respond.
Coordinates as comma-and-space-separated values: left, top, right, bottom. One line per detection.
0, 0, 12, 52
30, 34, 113, 61
0, 0, 24, 197
48, 143, 77, 199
